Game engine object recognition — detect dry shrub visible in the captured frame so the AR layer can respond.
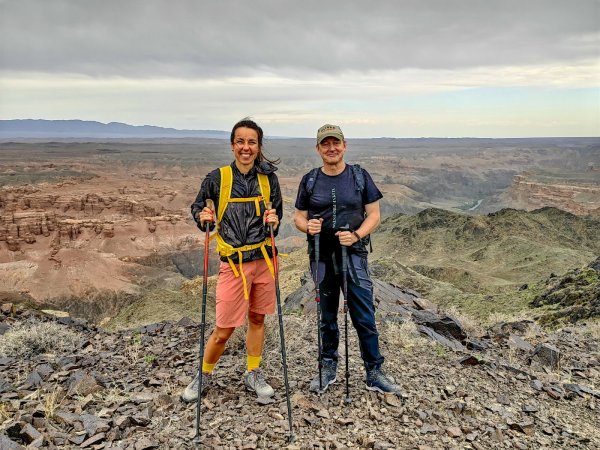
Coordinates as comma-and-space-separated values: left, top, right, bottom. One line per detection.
480, 311, 525, 330
382, 319, 425, 351
43, 385, 66, 420
98, 387, 131, 406
123, 332, 142, 363
0, 321, 80, 358
445, 305, 484, 337
579, 320, 600, 340
0, 402, 11, 423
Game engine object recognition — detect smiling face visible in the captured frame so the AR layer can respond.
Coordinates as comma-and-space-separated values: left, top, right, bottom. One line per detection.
316, 136, 347, 166
231, 127, 260, 173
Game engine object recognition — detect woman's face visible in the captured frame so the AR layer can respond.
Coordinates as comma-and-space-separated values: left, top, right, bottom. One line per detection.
231, 127, 260, 172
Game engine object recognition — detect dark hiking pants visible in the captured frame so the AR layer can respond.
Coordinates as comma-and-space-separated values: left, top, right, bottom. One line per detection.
313, 255, 384, 371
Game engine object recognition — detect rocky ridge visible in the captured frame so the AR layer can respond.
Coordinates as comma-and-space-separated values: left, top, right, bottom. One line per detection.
1, 278, 598, 449
530, 257, 600, 326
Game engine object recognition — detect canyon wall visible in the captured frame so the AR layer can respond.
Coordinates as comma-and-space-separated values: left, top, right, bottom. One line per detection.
0, 186, 188, 253
507, 174, 600, 216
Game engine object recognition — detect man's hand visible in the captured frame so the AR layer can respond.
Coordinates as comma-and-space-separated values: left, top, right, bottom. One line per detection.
335, 229, 360, 247
307, 217, 324, 235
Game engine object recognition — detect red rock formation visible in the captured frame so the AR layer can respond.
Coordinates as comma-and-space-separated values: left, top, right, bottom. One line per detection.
507, 175, 600, 216
0, 184, 187, 252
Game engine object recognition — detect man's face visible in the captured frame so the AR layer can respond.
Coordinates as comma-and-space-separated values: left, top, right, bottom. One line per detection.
316, 137, 347, 165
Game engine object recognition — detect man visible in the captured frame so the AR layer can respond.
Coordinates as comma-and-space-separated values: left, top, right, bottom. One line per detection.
293, 124, 402, 395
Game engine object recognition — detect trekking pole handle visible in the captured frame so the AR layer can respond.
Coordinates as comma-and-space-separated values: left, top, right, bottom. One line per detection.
265, 201, 275, 228
200, 199, 215, 228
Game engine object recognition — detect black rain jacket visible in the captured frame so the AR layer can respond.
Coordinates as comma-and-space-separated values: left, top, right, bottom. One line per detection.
190, 161, 282, 264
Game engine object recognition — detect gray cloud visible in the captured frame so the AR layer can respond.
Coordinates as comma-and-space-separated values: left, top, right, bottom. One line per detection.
1, 0, 598, 77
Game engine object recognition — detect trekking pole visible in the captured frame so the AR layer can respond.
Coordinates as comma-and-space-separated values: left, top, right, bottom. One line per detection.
340, 224, 351, 403
193, 199, 214, 448
266, 201, 295, 443
312, 215, 323, 391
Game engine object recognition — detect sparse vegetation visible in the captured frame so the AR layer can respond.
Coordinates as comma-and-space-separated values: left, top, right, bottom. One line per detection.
43, 385, 64, 420
381, 320, 425, 351
444, 305, 484, 336
0, 321, 80, 357
578, 320, 600, 340
98, 387, 131, 406
433, 343, 448, 358
104, 284, 216, 331
0, 402, 11, 423
373, 208, 599, 324
123, 331, 143, 363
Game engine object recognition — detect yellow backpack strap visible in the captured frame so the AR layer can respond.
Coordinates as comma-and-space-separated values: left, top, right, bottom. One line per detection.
218, 166, 233, 222
257, 173, 270, 206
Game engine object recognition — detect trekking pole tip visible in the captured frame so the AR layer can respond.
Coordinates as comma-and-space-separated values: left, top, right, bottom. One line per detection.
344, 396, 352, 404
288, 433, 296, 443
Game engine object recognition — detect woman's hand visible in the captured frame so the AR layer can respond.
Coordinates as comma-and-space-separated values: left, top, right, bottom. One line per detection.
264, 208, 279, 230
199, 206, 214, 226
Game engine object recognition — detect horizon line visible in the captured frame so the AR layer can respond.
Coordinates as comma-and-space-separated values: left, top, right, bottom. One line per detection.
1, 118, 599, 140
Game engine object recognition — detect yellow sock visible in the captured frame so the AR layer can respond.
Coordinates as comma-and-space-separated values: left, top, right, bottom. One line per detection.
202, 361, 216, 374
247, 355, 261, 372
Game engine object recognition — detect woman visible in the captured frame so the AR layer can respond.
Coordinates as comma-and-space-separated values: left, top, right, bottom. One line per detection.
182, 118, 282, 402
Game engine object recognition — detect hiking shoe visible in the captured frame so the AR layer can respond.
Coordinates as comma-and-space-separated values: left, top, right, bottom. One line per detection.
309, 359, 337, 393
366, 367, 402, 395
243, 368, 275, 398
181, 372, 212, 403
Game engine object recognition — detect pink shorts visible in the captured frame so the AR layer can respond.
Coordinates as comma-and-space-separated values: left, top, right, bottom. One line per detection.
215, 258, 276, 328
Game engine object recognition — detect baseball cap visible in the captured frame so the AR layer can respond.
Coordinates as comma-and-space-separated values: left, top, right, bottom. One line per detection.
317, 124, 344, 143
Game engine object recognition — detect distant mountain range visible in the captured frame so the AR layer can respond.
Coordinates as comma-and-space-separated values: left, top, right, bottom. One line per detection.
0, 119, 230, 138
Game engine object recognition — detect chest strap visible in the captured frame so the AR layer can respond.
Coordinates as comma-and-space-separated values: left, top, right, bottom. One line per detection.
217, 166, 271, 221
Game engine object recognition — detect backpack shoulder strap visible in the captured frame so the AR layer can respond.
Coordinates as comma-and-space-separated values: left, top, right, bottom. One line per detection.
257, 172, 270, 205
305, 167, 320, 195
218, 165, 233, 222
351, 164, 365, 193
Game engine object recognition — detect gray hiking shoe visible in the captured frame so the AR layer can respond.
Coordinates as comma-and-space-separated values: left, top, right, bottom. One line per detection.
309, 359, 337, 393
181, 372, 212, 403
366, 367, 402, 396
243, 368, 275, 398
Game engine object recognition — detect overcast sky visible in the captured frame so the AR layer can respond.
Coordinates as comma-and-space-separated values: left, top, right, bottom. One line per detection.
1, 0, 598, 137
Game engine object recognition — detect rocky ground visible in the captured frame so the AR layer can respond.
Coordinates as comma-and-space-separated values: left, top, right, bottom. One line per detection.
1, 294, 598, 450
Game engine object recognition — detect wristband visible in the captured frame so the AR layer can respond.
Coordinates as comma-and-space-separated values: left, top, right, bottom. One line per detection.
352, 230, 362, 242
